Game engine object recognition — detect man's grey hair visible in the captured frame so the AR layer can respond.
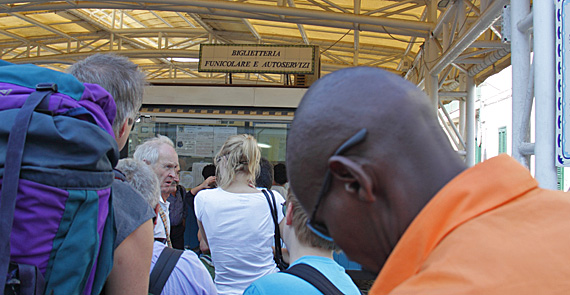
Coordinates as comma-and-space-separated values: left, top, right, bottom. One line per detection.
133, 134, 175, 166
116, 158, 161, 209
68, 53, 146, 136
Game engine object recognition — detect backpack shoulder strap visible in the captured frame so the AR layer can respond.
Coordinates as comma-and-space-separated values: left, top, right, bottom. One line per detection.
284, 263, 345, 295
0, 84, 57, 290
113, 169, 127, 182
261, 189, 288, 270
149, 246, 184, 295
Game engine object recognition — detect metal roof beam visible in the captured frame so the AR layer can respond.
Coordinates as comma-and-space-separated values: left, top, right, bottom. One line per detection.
353, 0, 360, 66
318, 0, 350, 13
322, 51, 351, 64
286, 0, 310, 44
7, 12, 76, 41
175, 12, 197, 28
429, 0, 508, 75
364, 0, 416, 16
397, 6, 426, 71
242, 19, 263, 42
188, 13, 232, 44
0, 29, 29, 43
306, 0, 335, 13
215, 31, 407, 55
0, 1, 433, 36
376, 3, 423, 19
150, 11, 174, 28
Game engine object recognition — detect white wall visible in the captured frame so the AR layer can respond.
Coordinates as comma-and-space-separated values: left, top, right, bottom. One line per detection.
476, 66, 569, 191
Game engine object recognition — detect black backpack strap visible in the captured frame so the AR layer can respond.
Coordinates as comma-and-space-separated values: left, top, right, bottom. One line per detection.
0, 84, 56, 290
262, 189, 288, 270
284, 263, 345, 295
149, 246, 184, 295
17, 263, 45, 295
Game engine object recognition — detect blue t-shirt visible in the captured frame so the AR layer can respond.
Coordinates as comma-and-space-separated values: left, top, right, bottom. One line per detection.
243, 256, 361, 295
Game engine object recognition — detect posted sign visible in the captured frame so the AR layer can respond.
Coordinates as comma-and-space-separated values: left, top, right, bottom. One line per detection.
198, 44, 316, 74
557, 0, 570, 166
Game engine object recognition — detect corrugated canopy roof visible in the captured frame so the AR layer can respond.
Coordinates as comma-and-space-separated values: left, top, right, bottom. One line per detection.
0, 0, 511, 89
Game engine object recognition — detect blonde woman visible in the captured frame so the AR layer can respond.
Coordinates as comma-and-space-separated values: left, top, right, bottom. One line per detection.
194, 134, 285, 295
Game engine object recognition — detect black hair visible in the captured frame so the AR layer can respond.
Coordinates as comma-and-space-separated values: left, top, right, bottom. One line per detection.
255, 158, 274, 189
202, 164, 216, 179
273, 163, 287, 185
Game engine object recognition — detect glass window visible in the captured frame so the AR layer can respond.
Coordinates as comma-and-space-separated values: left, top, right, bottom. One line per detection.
127, 118, 289, 189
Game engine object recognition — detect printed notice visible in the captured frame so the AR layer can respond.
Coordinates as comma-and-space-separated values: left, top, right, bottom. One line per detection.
176, 126, 197, 156
214, 127, 238, 155
176, 126, 237, 157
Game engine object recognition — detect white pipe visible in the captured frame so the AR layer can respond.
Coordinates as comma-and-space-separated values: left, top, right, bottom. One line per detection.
467, 47, 510, 76
433, 2, 457, 37
440, 91, 467, 97
459, 101, 466, 137
466, 76, 476, 166
511, 0, 531, 167
430, 0, 508, 75
426, 1, 438, 109
354, 0, 360, 66
469, 41, 510, 48
516, 62, 534, 169
517, 11, 533, 33
534, 0, 557, 189
438, 100, 467, 149
438, 111, 461, 150
428, 74, 439, 108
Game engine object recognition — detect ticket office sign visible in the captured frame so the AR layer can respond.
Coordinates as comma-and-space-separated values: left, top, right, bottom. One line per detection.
557, 0, 570, 166
199, 44, 316, 74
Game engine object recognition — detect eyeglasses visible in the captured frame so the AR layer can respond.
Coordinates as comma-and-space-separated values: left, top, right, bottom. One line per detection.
306, 128, 367, 242
281, 201, 287, 217
128, 113, 141, 131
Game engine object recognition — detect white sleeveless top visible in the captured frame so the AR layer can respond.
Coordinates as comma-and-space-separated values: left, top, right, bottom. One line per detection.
195, 188, 285, 295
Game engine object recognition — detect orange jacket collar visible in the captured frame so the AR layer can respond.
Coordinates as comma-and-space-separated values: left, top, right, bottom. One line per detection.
369, 155, 538, 295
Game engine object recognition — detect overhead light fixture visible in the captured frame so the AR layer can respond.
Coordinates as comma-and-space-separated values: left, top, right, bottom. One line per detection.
170, 57, 200, 63
257, 143, 272, 149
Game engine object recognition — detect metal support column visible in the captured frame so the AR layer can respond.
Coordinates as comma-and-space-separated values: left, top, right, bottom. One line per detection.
426, 0, 439, 109
534, 0, 557, 189
511, 0, 531, 167
459, 101, 466, 137
459, 75, 467, 137
466, 76, 476, 166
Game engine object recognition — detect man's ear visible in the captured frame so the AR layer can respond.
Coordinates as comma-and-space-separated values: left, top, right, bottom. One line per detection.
118, 118, 129, 139
329, 155, 375, 202
286, 204, 293, 225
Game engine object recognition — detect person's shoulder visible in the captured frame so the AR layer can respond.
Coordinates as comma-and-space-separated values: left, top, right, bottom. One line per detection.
169, 249, 217, 293
243, 272, 297, 295
196, 187, 219, 197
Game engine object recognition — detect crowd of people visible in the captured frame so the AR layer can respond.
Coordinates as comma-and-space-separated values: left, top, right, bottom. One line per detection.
11, 52, 570, 295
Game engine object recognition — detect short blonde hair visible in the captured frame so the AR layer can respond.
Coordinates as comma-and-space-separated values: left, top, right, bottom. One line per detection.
215, 134, 260, 189
288, 192, 338, 251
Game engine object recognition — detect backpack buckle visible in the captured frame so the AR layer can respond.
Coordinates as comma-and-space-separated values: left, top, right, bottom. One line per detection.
35, 83, 58, 92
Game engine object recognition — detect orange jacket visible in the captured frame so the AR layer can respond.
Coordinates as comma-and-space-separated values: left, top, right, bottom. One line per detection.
370, 155, 570, 295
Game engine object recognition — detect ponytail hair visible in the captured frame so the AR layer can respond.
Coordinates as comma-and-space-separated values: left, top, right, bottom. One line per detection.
215, 134, 261, 189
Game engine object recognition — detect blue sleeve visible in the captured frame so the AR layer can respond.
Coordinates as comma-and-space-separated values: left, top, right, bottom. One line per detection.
243, 282, 262, 295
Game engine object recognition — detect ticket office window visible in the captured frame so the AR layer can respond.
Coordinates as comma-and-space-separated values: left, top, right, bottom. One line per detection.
127, 119, 289, 189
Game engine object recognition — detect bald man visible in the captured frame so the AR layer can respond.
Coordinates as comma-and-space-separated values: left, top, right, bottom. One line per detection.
286, 67, 570, 295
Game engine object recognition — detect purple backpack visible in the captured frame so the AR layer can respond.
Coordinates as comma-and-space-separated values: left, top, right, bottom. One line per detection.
0, 60, 118, 295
